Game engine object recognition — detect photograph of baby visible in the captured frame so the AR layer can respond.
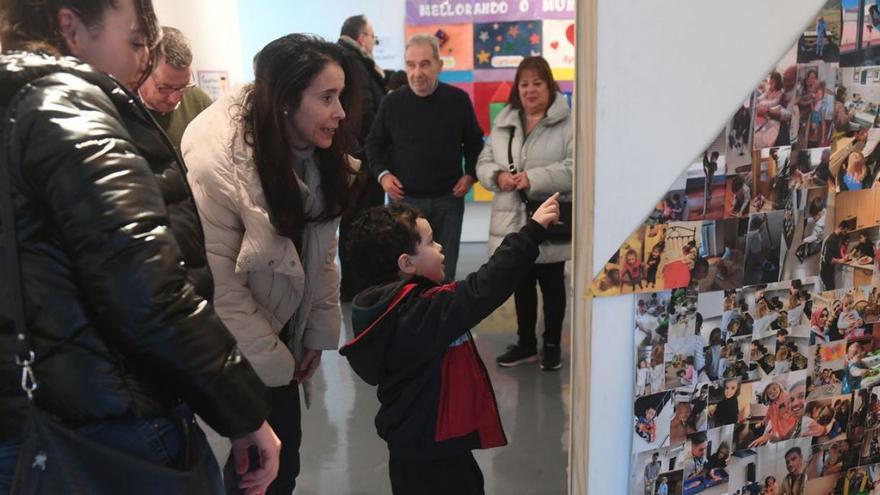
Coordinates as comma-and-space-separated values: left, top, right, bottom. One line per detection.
805, 439, 857, 494
727, 438, 812, 495
631, 447, 685, 495
840, 462, 880, 495
739, 371, 809, 449
801, 392, 852, 443
677, 427, 735, 495
782, 187, 828, 282
708, 378, 752, 429
635, 391, 675, 454
668, 386, 710, 449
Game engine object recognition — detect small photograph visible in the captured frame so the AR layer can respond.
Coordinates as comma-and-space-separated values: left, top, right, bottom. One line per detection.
781, 188, 828, 282
636, 293, 673, 397
801, 392, 852, 443
725, 173, 754, 219
592, 224, 670, 296
742, 211, 787, 286
841, 0, 880, 67
693, 220, 746, 292
796, 62, 839, 148
648, 192, 688, 225
752, 51, 800, 150
676, 427, 734, 495
805, 440, 854, 492
684, 134, 727, 221
752, 147, 793, 215
789, 147, 833, 189
725, 100, 753, 174
668, 386, 709, 448
727, 438, 812, 495
840, 462, 880, 495
661, 223, 709, 291
831, 126, 880, 192
807, 341, 847, 399
850, 385, 880, 439
631, 447, 685, 495
708, 378, 751, 428
743, 371, 810, 448
839, 65, 880, 133
797, 1, 842, 63
634, 391, 674, 454
815, 286, 874, 341
861, 427, 880, 465
719, 289, 756, 341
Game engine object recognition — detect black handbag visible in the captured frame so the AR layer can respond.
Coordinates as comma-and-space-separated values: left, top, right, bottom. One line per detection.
506, 128, 572, 241
0, 118, 223, 495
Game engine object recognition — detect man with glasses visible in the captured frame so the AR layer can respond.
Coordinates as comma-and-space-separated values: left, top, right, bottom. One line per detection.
338, 15, 391, 300
139, 26, 213, 151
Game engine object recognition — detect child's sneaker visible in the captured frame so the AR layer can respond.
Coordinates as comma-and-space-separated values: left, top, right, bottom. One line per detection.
541, 345, 562, 371
496, 344, 538, 367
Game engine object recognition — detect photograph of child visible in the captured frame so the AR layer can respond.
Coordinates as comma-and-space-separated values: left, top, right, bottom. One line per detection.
806, 440, 852, 491
742, 211, 787, 286
662, 223, 709, 291
745, 371, 810, 448
726, 101, 753, 173
796, 62, 839, 148
784, 188, 828, 282
861, 428, 880, 465
677, 427, 735, 495
694, 220, 747, 292
632, 448, 686, 495
753, 72, 791, 150
840, 462, 880, 495
801, 393, 852, 442
684, 133, 727, 221
708, 378, 751, 428
669, 386, 710, 448
808, 340, 847, 400
789, 148, 833, 190
636, 392, 675, 453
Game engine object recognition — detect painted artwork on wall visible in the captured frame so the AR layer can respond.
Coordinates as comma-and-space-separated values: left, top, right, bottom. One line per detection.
585, 1, 880, 494
473, 20, 542, 70
404, 23, 474, 71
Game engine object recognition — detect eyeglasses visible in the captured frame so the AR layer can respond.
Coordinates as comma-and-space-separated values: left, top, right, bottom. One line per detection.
151, 73, 196, 95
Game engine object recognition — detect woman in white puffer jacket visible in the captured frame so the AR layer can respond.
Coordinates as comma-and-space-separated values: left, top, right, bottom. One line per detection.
476, 56, 573, 371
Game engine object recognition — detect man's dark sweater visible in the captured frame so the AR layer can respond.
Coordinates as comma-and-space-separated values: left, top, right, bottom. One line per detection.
366, 82, 484, 198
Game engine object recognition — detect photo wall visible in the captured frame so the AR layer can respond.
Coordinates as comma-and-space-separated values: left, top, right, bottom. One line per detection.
590, 1, 880, 494
405, 0, 575, 201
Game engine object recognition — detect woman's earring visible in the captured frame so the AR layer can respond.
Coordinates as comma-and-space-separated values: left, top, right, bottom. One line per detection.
282, 108, 290, 117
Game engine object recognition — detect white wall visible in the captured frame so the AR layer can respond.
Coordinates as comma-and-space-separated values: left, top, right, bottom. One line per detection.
589, 1, 825, 494
153, 0, 245, 87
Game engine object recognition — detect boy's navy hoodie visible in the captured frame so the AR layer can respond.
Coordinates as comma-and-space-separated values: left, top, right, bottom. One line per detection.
339, 220, 548, 461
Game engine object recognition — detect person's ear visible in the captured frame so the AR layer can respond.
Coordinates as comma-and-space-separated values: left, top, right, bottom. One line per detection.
437, 57, 444, 71
397, 253, 417, 275
57, 8, 85, 57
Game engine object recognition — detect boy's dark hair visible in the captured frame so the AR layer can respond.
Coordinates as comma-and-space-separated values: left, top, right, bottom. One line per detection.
347, 204, 423, 291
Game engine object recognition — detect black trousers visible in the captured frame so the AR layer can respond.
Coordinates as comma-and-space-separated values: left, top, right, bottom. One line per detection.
339, 177, 386, 298
515, 261, 566, 350
224, 384, 301, 495
389, 452, 485, 495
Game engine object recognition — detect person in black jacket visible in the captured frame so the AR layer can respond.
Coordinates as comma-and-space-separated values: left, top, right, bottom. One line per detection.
337, 15, 389, 300
339, 194, 560, 495
366, 33, 485, 281
0, 1, 279, 493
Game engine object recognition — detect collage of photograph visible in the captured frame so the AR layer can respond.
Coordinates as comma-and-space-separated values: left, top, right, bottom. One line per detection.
618, 1, 880, 494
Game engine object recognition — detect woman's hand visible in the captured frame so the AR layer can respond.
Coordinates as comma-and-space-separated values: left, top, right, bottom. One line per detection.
293, 349, 323, 383
496, 171, 517, 191
748, 434, 769, 448
514, 171, 530, 190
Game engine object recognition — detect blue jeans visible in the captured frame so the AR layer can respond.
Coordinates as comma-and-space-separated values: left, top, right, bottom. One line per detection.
399, 194, 465, 280
0, 414, 211, 495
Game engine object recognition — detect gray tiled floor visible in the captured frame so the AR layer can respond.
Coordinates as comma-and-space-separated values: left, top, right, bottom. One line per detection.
295, 243, 571, 494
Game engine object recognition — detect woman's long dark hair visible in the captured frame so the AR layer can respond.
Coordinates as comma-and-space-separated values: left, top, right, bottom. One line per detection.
0, 0, 160, 86
241, 34, 362, 248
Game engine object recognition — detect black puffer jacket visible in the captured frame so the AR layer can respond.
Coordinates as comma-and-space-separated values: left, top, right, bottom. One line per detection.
0, 53, 269, 441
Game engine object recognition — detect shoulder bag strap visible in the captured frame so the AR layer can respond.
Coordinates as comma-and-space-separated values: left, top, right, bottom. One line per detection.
507, 127, 529, 204
0, 113, 37, 398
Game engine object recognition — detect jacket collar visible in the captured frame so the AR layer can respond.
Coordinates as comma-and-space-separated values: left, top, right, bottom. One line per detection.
494, 93, 571, 130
